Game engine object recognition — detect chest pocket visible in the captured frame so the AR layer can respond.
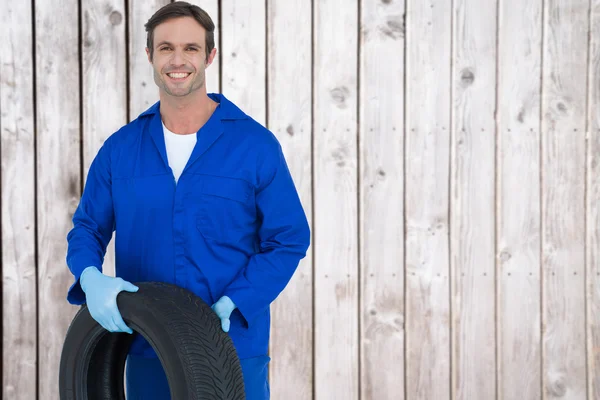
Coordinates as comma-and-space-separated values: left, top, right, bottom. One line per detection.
190, 174, 256, 243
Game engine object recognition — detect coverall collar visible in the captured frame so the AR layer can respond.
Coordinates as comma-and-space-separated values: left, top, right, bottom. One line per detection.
139, 93, 248, 174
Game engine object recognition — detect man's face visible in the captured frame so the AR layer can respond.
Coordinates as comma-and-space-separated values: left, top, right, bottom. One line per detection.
146, 16, 216, 98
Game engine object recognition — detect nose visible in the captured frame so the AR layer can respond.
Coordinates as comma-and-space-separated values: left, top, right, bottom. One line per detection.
170, 48, 185, 67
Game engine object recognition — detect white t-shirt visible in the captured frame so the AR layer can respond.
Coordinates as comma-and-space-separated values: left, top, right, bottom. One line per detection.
162, 121, 197, 183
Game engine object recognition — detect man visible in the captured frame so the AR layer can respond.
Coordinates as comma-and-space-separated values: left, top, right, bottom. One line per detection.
65, 2, 310, 399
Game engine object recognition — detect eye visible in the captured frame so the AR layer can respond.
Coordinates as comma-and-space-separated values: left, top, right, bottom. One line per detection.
160, 46, 172, 51
186, 47, 198, 51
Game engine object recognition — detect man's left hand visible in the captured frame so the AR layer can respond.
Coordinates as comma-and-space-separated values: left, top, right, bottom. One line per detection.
211, 296, 236, 332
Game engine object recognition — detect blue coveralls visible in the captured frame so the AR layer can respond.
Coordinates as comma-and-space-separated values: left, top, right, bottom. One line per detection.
65, 93, 310, 399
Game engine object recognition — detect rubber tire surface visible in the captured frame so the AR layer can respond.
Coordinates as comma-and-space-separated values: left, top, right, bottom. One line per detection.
59, 281, 246, 399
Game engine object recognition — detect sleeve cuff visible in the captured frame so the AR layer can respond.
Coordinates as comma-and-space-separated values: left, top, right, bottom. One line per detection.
66, 264, 98, 305
223, 287, 268, 329
67, 276, 86, 305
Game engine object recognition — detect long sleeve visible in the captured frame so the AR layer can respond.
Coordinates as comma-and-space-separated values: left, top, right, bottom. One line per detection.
223, 141, 310, 328
65, 139, 115, 305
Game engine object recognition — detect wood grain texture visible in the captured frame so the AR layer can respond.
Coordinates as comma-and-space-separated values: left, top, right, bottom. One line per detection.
266, 0, 313, 398
221, 0, 266, 125
541, 0, 588, 398
186, 0, 220, 93
450, 1, 497, 399
2, 3, 600, 399
359, 0, 405, 399
0, 1, 37, 399
313, 0, 359, 398
128, 0, 170, 119
496, 0, 543, 399
82, 0, 127, 278
35, 0, 82, 396
405, 0, 452, 398
587, 1, 600, 398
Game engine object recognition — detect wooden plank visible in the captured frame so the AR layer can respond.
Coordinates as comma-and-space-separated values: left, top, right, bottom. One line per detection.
220, 0, 266, 125
450, 1, 497, 399
35, 0, 82, 396
186, 0, 220, 94
587, 1, 600, 397
266, 0, 313, 398
541, 0, 588, 398
358, 0, 405, 399
313, 0, 359, 398
82, 0, 127, 278
128, 0, 170, 119
496, 0, 543, 399
0, 1, 37, 399
404, 0, 452, 398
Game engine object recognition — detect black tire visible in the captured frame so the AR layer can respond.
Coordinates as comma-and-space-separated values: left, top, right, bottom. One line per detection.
59, 281, 246, 399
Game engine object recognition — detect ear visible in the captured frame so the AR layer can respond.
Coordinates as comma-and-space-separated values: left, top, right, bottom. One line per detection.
146, 47, 152, 63
205, 47, 217, 68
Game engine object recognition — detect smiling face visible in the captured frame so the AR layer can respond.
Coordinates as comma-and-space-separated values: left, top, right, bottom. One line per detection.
146, 16, 216, 98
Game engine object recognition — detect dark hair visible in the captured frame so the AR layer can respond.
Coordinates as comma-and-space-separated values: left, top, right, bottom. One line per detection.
144, 1, 215, 61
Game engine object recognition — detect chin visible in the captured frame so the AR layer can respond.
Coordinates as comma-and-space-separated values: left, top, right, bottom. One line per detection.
170, 89, 195, 98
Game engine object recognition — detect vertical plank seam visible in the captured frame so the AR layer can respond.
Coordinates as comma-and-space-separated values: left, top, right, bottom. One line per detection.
264, 1, 272, 387
0, 31, 3, 400
493, 0, 501, 398
264, 0, 269, 132
356, 0, 362, 398
78, 0, 84, 192
402, 2, 408, 399
31, 0, 40, 397
217, 0, 222, 96
539, 0, 546, 398
125, 0, 131, 124
584, 0, 593, 396
0, 2, 5, 395
448, 0, 455, 397
310, 0, 316, 397
264, 0, 270, 382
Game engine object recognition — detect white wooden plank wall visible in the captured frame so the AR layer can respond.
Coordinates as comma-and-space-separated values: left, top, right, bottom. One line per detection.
1, 0, 599, 399
405, 0, 452, 398
82, 0, 128, 278
221, 0, 266, 126
497, 0, 543, 399
359, 0, 405, 399
33, 0, 82, 398
266, 1, 314, 398
1, 1, 37, 399
451, 0, 497, 399
588, 3, 600, 398
313, 0, 359, 398
542, 1, 589, 399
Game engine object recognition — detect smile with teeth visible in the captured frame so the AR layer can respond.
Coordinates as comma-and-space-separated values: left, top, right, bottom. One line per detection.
167, 72, 191, 79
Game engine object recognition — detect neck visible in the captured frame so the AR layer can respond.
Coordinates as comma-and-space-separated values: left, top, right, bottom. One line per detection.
159, 88, 216, 134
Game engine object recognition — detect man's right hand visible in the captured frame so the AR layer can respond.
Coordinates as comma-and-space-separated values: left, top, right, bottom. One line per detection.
79, 266, 139, 334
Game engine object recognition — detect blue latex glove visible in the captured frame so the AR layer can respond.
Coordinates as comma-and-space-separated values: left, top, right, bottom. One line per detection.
79, 266, 139, 334
211, 296, 236, 332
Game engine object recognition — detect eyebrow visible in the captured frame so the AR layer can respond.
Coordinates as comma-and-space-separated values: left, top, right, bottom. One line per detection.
156, 41, 203, 48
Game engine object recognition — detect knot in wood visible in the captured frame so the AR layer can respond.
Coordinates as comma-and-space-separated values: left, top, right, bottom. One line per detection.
547, 376, 567, 397
330, 86, 350, 108
499, 250, 511, 263
332, 147, 348, 167
460, 68, 475, 86
286, 125, 294, 136
380, 17, 404, 39
110, 11, 123, 26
